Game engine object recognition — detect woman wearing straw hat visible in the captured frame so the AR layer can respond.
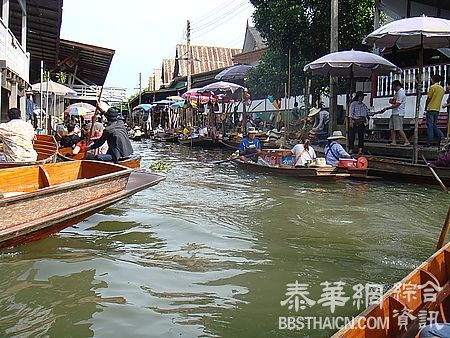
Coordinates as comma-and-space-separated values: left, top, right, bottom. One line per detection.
309, 107, 329, 132
324, 131, 351, 166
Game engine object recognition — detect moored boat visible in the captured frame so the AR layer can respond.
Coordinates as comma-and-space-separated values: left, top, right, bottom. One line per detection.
179, 136, 222, 148
367, 156, 450, 185
332, 241, 450, 337
219, 138, 240, 150
153, 133, 179, 142
58, 147, 142, 170
0, 134, 57, 168
0, 160, 164, 249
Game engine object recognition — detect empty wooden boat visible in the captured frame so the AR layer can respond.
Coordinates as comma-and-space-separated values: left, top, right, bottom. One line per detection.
0, 160, 164, 249
0, 134, 57, 168
367, 156, 450, 185
58, 147, 142, 170
179, 136, 222, 148
332, 241, 450, 338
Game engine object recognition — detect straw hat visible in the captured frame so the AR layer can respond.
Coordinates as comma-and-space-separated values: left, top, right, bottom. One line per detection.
247, 126, 258, 134
308, 107, 321, 117
327, 131, 346, 140
315, 158, 328, 167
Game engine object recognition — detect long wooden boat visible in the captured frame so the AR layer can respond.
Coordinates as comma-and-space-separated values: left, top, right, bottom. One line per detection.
0, 134, 57, 168
219, 139, 240, 150
367, 156, 450, 185
332, 241, 450, 338
58, 147, 141, 170
232, 159, 348, 180
153, 133, 179, 142
179, 136, 222, 148
0, 160, 165, 249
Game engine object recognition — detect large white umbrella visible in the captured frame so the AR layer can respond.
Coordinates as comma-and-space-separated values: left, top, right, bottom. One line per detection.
304, 50, 401, 77
198, 81, 247, 94
363, 16, 450, 164
31, 80, 77, 96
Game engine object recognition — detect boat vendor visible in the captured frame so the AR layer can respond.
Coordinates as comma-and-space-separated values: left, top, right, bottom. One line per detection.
88, 106, 134, 163
239, 127, 262, 161
0, 108, 38, 162
291, 139, 316, 167
324, 131, 351, 166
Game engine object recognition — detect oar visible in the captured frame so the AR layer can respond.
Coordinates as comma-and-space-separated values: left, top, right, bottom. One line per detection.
88, 86, 104, 144
436, 206, 450, 251
422, 155, 449, 193
213, 153, 256, 164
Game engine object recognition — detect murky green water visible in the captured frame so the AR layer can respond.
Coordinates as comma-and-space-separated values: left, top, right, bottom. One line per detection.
0, 141, 449, 337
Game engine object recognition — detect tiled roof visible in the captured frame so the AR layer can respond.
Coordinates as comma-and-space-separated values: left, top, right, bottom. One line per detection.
243, 26, 267, 53
174, 44, 241, 78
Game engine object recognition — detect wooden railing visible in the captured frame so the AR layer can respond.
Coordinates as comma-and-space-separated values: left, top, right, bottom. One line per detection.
376, 63, 450, 97
65, 85, 128, 103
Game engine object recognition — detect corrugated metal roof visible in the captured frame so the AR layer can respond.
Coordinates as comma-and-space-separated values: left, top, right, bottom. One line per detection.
174, 44, 241, 78
161, 59, 175, 85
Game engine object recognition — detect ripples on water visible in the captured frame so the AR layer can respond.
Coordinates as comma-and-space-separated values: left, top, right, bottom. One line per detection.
0, 140, 448, 337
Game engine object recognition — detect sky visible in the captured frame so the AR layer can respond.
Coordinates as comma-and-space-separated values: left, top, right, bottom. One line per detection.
60, 0, 255, 94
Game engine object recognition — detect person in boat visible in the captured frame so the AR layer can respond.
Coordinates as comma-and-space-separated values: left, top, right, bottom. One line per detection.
239, 127, 262, 161
60, 122, 81, 148
72, 127, 89, 155
291, 138, 316, 167
324, 131, 351, 166
419, 323, 450, 338
198, 126, 208, 137
382, 80, 410, 146
54, 124, 66, 144
348, 91, 385, 155
291, 102, 300, 120
88, 106, 133, 163
0, 108, 38, 162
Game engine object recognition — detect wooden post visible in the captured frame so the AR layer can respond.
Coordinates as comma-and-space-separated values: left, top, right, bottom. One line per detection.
329, 0, 339, 133
186, 20, 192, 91
436, 206, 450, 251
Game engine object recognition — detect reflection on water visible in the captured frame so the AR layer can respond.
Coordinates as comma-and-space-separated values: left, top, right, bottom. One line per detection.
0, 140, 448, 337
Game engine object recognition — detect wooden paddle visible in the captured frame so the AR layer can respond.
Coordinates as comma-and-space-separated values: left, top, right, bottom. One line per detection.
436, 206, 450, 251
422, 155, 449, 193
88, 86, 104, 144
213, 152, 256, 164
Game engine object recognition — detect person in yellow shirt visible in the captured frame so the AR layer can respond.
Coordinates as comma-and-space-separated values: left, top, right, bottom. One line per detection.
426, 74, 445, 146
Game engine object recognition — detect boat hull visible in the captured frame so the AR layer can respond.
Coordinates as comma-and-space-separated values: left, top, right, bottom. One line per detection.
0, 161, 164, 249
232, 159, 344, 180
179, 137, 222, 148
219, 139, 240, 150
57, 148, 142, 169
367, 156, 450, 185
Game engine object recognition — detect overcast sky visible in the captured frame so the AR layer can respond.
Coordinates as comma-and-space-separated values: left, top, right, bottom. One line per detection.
60, 0, 254, 94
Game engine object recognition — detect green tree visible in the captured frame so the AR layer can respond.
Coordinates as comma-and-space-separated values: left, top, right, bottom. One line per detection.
248, 0, 375, 100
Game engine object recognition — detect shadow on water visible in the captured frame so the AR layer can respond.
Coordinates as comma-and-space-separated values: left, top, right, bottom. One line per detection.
0, 140, 449, 337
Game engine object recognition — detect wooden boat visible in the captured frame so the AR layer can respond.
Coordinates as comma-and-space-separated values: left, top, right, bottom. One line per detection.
332, 241, 450, 338
0, 160, 165, 249
153, 133, 179, 142
58, 147, 141, 170
179, 136, 222, 148
0, 134, 57, 168
367, 156, 450, 185
232, 159, 348, 180
219, 139, 240, 150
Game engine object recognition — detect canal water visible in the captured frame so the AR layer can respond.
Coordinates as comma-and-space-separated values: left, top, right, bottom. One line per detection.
0, 141, 449, 338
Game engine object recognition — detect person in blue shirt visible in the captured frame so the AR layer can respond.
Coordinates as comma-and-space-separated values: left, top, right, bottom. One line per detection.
239, 127, 262, 161
324, 131, 351, 166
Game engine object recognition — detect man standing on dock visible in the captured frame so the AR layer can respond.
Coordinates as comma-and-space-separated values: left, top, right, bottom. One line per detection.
425, 74, 445, 147
0, 108, 37, 162
383, 80, 410, 146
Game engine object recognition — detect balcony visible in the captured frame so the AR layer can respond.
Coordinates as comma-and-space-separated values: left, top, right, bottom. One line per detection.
375, 63, 450, 97
0, 17, 29, 83
65, 84, 128, 104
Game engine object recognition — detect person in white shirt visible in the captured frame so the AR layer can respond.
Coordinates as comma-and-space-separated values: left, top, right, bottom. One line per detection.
291, 139, 316, 167
0, 108, 37, 162
383, 80, 410, 146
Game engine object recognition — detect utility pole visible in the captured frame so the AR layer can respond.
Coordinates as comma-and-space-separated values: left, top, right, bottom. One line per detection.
329, 0, 339, 133
139, 72, 142, 105
186, 20, 192, 90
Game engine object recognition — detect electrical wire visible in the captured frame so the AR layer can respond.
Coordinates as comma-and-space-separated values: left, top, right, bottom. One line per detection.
191, 0, 248, 32
190, 0, 241, 27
